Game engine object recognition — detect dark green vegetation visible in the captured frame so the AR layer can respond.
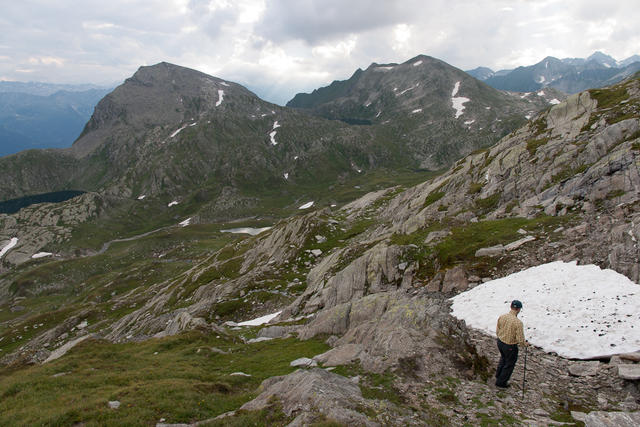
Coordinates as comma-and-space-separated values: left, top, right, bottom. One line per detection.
394, 215, 574, 280
0, 331, 328, 426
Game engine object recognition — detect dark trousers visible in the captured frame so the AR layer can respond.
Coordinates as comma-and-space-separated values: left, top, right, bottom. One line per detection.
496, 339, 518, 386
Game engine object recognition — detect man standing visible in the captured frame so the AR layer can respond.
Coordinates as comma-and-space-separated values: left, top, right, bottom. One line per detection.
495, 300, 527, 388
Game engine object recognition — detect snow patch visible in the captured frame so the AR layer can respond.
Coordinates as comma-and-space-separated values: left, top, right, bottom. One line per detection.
269, 131, 278, 145
451, 81, 470, 118
272, 121, 280, 130
32, 252, 53, 259
464, 120, 475, 125
397, 85, 416, 96
220, 81, 230, 87
216, 90, 224, 107
179, 218, 191, 227
537, 91, 545, 96
549, 98, 561, 105
284, 172, 289, 180
137, 195, 146, 200
168, 201, 179, 207
169, 124, 190, 138
299, 201, 314, 209
0, 237, 18, 258
411, 108, 422, 114
221, 227, 272, 236
238, 311, 282, 326
374, 66, 395, 71
413, 60, 423, 66
450, 261, 640, 359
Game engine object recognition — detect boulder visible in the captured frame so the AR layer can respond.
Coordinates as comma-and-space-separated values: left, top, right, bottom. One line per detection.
313, 344, 365, 367
582, 411, 640, 427
240, 368, 378, 426
475, 245, 504, 257
568, 361, 599, 377
618, 365, 640, 380
442, 266, 468, 293
290, 357, 318, 368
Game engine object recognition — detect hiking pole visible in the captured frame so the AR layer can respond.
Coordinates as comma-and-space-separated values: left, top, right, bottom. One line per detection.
522, 345, 528, 399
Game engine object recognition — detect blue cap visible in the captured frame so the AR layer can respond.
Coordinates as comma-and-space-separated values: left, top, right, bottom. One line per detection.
511, 300, 523, 309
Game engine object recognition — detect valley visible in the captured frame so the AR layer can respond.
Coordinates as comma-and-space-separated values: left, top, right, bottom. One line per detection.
0, 55, 639, 426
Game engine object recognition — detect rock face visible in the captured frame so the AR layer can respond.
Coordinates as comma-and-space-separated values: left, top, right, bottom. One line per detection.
298, 292, 479, 374
240, 368, 379, 426
582, 411, 640, 427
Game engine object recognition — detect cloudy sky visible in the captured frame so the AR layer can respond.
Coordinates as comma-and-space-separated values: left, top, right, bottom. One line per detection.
1, 0, 639, 104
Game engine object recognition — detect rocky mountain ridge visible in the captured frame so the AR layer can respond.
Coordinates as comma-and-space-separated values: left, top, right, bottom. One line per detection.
468, 51, 640, 94
287, 55, 559, 168
0, 56, 563, 268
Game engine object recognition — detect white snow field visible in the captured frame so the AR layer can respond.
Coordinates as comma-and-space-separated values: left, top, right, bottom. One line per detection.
179, 218, 191, 227
167, 201, 179, 207
216, 90, 224, 107
451, 81, 470, 119
299, 201, 314, 209
220, 227, 272, 236
32, 252, 53, 259
0, 237, 18, 258
269, 130, 278, 145
238, 311, 282, 326
450, 261, 640, 359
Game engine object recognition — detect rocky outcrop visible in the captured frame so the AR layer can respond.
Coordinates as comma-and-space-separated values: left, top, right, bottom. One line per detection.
240, 368, 379, 426
0, 192, 103, 268
298, 292, 478, 374
283, 243, 406, 317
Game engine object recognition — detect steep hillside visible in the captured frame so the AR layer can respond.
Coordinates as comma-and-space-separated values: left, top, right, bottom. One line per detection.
288, 55, 555, 168
0, 74, 638, 425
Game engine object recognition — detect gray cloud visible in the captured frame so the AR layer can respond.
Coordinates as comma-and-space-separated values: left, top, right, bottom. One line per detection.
1, 0, 638, 105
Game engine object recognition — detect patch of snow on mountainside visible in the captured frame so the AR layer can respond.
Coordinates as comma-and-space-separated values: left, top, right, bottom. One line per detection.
216, 90, 224, 107
450, 261, 640, 359
32, 252, 53, 259
0, 237, 18, 258
451, 81, 470, 119
269, 131, 277, 145
413, 60, 423, 66
273, 121, 280, 129
299, 201, 314, 209
238, 311, 282, 326
549, 98, 561, 105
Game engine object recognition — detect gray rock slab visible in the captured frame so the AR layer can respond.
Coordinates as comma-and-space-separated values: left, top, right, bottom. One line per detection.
240, 368, 378, 426
618, 365, 640, 380
290, 357, 318, 368
569, 361, 599, 377
583, 411, 640, 427
43, 334, 95, 364
246, 336, 272, 344
475, 245, 504, 257
504, 235, 536, 251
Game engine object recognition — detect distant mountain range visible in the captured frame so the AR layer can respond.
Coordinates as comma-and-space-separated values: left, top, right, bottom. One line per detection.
0, 82, 112, 157
466, 51, 640, 93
